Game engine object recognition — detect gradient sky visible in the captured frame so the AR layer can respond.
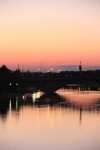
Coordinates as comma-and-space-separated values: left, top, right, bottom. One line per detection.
0, 0, 100, 69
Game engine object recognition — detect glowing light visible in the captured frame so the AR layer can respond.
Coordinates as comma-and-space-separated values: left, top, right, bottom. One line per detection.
57, 70, 62, 72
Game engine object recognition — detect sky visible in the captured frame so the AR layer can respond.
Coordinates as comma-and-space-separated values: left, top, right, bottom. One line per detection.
0, 0, 100, 70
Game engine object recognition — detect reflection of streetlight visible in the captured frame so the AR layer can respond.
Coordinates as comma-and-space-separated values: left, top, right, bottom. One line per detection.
9, 100, 11, 111
16, 97, 18, 109
22, 95, 25, 100
47, 106, 54, 128
38, 108, 40, 127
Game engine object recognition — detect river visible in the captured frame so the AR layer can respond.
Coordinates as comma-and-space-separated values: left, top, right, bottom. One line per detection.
0, 89, 100, 150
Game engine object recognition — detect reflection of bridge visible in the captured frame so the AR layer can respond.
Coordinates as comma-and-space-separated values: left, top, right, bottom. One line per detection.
23, 77, 100, 93
0, 92, 100, 117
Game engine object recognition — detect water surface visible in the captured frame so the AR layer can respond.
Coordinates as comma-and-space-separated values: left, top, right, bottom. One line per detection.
0, 90, 100, 150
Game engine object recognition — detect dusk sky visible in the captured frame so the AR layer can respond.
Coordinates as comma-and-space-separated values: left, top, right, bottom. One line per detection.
0, 0, 100, 70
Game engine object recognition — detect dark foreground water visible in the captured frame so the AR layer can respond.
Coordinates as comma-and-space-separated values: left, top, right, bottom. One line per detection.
0, 90, 100, 150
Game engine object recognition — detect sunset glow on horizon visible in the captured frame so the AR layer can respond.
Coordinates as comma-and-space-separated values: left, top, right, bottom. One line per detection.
0, 0, 100, 69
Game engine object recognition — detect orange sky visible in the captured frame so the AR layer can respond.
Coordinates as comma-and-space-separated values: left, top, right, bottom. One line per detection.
0, 0, 100, 69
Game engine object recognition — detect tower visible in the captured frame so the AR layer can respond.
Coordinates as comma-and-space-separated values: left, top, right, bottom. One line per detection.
79, 61, 82, 72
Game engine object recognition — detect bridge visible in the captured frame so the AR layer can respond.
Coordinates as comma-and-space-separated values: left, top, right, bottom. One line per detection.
22, 75, 100, 93
1, 70, 100, 94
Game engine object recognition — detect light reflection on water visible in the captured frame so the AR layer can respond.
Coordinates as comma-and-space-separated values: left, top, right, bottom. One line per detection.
0, 90, 100, 150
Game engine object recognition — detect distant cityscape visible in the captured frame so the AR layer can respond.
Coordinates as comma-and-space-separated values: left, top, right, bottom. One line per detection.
46, 65, 100, 72
2, 65, 100, 73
